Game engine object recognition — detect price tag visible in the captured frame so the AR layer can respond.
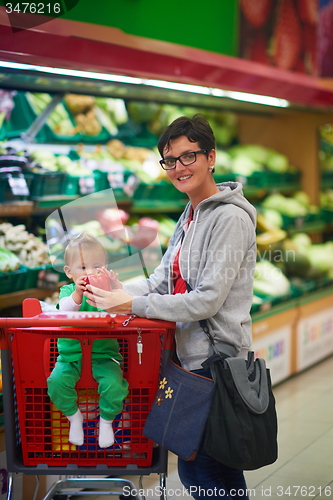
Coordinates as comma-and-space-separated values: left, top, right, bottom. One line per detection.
79, 176, 95, 195
124, 174, 140, 197
8, 175, 29, 196
108, 172, 124, 189
37, 268, 60, 290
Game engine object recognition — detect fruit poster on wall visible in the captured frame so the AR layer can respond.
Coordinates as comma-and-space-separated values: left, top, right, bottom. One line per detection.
318, 0, 333, 76
238, 0, 318, 75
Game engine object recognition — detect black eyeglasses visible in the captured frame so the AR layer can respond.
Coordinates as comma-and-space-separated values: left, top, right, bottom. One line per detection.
159, 150, 208, 170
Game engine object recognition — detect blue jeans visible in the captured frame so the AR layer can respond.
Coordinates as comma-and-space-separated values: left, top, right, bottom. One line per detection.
177, 368, 249, 500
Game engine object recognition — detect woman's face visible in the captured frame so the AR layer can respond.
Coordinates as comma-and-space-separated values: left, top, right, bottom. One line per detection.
163, 136, 216, 201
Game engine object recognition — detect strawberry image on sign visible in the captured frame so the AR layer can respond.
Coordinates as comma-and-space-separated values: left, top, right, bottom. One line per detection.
296, 0, 318, 25
83, 274, 111, 291
273, 0, 302, 70
318, 0, 333, 77
240, 0, 273, 28
246, 32, 270, 64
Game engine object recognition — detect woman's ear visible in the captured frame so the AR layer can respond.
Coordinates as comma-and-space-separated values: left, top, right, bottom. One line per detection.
63, 265, 72, 280
208, 149, 216, 167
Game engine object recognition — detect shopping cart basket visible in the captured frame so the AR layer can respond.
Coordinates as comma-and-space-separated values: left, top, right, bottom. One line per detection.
0, 298, 175, 500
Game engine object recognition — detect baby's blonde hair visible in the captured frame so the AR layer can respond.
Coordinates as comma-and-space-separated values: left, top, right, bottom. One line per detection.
64, 233, 107, 267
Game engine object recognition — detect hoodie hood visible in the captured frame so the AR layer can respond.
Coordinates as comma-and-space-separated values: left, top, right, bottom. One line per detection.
180, 181, 257, 228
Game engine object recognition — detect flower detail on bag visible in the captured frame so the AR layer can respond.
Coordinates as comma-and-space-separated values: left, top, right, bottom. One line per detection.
159, 377, 167, 390
165, 387, 173, 399
155, 394, 164, 406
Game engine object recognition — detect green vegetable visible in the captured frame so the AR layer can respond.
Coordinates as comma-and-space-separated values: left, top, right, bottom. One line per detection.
231, 156, 263, 176
262, 194, 307, 217
261, 209, 284, 229
293, 191, 311, 207
0, 247, 20, 271
253, 260, 291, 297
266, 149, 289, 173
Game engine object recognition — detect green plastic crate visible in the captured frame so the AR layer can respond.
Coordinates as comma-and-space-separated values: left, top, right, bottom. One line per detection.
290, 279, 317, 297
322, 171, 333, 186
29, 171, 67, 198
25, 264, 51, 289
25, 264, 68, 289
64, 174, 95, 196
321, 208, 333, 223
4, 92, 46, 141
93, 170, 109, 192
0, 266, 28, 294
132, 182, 157, 201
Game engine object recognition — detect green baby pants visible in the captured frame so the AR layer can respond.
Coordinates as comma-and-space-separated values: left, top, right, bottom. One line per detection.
47, 357, 129, 421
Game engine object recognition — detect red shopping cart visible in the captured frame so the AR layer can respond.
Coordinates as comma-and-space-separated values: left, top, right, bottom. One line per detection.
0, 298, 175, 500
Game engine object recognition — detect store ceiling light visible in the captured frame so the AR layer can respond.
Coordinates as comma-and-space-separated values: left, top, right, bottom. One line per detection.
0, 60, 289, 108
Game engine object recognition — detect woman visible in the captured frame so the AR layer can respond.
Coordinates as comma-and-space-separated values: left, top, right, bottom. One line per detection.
84, 114, 256, 500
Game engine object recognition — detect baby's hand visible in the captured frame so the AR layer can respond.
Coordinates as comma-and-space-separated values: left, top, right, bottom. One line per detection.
97, 267, 123, 290
109, 269, 122, 289
75, 276, 87, 295
71, 275, 87, 305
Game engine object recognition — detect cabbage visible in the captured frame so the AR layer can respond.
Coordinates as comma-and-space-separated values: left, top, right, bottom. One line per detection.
231, 156, 263, 176
262, 209, 284, 229
293, 191, 311, 207
266, 150, 289, 173
253, 260, 291, 296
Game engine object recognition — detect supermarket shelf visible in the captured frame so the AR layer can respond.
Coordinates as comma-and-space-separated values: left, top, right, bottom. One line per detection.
0, 197, 133, 217
0, 283, 67, 310
0, 201, 34, 217
252, 284, 333, 322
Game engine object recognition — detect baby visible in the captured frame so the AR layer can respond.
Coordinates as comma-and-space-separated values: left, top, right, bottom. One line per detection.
47, 232, 128, 448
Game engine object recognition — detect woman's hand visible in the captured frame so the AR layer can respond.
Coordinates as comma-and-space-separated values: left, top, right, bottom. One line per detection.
84, 284, 133, 314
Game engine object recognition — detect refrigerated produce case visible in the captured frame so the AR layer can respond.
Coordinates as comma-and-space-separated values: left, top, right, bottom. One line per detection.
0, 2, 333, 412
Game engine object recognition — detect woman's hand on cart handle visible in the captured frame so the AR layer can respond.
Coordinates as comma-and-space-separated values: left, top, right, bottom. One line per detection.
84, 285, 133, 314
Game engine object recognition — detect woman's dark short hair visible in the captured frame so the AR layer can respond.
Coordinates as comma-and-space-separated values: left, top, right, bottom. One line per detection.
157, 114, 216, 157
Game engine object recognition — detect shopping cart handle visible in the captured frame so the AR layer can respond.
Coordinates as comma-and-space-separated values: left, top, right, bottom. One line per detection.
0, 312, 118, 328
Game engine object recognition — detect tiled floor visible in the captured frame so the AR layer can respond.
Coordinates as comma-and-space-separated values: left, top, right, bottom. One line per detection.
57, 355, 333, 499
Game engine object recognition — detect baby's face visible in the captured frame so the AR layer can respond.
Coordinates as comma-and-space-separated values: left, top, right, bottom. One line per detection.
66, 248, 107, 282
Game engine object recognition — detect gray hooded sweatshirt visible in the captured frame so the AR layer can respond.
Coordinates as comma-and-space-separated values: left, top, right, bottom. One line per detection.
124, 182, 257, 371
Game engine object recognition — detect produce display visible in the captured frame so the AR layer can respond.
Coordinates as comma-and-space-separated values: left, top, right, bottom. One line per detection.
0, 222, 50, 269
261, 191, 320, 220
0, 246, 20, 272
0, 90, 332, 315
126, 101, 238, 147
29, 149, 92, 177
82, 140, 163, 183
253, 259, 291, 298
283, 233, 333, 280
27, 93, 76, 136
216, 143, 293, 176
320, 189, 333, 211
